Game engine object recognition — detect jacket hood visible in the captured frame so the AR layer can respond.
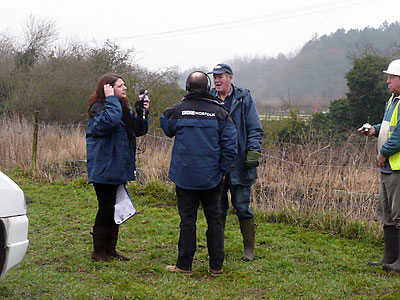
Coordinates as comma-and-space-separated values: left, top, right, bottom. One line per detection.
184, 91, 215, 99
230, 85, 250, 100
183, 91, 223, 107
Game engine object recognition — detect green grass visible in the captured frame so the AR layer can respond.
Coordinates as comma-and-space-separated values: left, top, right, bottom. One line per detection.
1, 172, 399, 300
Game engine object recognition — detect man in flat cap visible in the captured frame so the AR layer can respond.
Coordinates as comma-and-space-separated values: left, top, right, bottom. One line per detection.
208, 63, 264, 261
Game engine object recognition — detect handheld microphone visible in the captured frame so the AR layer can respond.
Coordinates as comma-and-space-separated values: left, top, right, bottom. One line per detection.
137, 89, 148, 119
139, 89, 148, 99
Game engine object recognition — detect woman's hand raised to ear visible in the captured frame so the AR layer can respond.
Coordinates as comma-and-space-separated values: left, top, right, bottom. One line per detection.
104, 84, 114, 97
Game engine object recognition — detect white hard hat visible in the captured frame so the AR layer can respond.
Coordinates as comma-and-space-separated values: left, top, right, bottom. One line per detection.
383, 59, 400, 76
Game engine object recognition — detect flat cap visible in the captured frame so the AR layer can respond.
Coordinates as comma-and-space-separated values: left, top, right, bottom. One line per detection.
207, 63, 233, 75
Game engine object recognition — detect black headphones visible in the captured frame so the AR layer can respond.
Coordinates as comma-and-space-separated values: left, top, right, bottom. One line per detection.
185, 70, 211, 92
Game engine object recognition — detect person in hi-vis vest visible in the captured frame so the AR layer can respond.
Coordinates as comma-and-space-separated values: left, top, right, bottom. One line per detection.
359, 59, 400, 273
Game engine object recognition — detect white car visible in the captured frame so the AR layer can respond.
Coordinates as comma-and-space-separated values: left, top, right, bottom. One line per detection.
0, 171, 29, 281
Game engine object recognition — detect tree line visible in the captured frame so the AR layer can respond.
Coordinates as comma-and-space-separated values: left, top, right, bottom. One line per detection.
0, 16, 184, 129
261, 53, 400, 143
2, 17, 400, 141
226, 22, 400, 105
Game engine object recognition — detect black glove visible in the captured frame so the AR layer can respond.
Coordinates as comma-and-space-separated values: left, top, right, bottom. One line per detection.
134, 100, 144, 117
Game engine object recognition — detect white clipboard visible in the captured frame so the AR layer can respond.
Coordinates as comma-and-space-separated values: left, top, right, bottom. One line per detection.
114, 184, 136, 225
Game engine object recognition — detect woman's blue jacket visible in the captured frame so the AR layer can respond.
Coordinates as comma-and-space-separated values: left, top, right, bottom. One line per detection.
86, 95, 149, 185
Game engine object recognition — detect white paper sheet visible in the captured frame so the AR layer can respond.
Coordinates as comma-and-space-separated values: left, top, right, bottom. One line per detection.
114, 184, 136, 225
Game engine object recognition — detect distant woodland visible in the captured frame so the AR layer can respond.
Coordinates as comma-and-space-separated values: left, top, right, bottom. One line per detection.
228, 21, 400, 106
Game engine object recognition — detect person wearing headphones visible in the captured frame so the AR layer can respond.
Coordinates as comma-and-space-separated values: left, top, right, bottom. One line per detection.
208, 63, 264, 261
160, 71, 237, 276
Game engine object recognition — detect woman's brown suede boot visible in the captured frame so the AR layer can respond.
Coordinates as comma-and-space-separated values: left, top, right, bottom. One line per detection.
91, 226, 110, 262
106, 225, 130, 261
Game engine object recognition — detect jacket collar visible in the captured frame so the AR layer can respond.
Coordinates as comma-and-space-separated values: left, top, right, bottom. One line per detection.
211, 85, 247, 113
229, 85, 246, 113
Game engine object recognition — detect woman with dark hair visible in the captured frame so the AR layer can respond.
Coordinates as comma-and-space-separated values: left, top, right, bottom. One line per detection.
86, 73, 149, 261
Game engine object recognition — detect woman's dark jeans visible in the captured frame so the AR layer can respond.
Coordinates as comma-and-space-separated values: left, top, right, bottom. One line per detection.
93, 183, 118, 227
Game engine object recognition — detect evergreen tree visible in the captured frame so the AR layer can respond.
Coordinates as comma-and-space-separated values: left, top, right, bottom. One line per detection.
328, 97, 352, 129
345, 55, 390, 127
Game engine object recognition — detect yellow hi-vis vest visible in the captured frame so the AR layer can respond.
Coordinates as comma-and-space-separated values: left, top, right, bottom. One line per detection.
387, 94, 400, 170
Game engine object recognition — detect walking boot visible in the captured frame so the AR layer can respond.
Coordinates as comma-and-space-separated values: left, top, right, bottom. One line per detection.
91, 226, 110, 262
106, 224, 130, 261
383, 228, 400, 272
239, 218, 255, 261
368, 225, 399, 266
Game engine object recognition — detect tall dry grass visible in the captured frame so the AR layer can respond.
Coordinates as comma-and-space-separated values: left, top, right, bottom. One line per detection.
1, 114, 86, 179
1, 115, 381, 238
256, 140, 380, 238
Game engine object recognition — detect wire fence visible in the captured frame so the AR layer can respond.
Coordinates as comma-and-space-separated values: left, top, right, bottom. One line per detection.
19, 120, 380, 181
2, 115, 382, 227
132, 133, 380, 225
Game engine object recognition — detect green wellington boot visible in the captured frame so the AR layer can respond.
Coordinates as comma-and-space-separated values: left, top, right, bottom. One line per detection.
382, 228, 400, 272
368, 226, 399, 266
239, 218, 255, 261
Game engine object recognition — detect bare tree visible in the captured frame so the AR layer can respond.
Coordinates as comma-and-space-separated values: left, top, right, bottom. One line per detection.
16, 15, 58, 68
0, 33, 16, 60
24, 15, 58, 52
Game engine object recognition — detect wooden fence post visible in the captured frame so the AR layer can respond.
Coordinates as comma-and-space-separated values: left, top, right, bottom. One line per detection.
32, 110, 39, 168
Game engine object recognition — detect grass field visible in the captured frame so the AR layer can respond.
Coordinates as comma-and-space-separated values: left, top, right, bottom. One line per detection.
0, 172, 399, 300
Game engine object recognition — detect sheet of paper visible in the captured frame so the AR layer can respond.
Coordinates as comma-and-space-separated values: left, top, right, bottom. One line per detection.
114, 184, 136, 225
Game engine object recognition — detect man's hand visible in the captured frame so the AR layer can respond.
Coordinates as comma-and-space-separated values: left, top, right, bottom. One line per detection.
377, 152, 387, 167
358, 125, 375, 136
104, 84, 114, 97
245, 151, 261, 169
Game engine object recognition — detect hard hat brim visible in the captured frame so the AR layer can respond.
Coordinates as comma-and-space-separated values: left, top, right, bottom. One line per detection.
383, 70, 400, 76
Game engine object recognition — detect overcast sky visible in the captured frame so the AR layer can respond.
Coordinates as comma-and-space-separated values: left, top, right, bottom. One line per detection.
2, 0, 399, 72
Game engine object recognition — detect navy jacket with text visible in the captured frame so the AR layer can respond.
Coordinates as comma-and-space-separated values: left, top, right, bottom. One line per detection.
160, 92, 238, 190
